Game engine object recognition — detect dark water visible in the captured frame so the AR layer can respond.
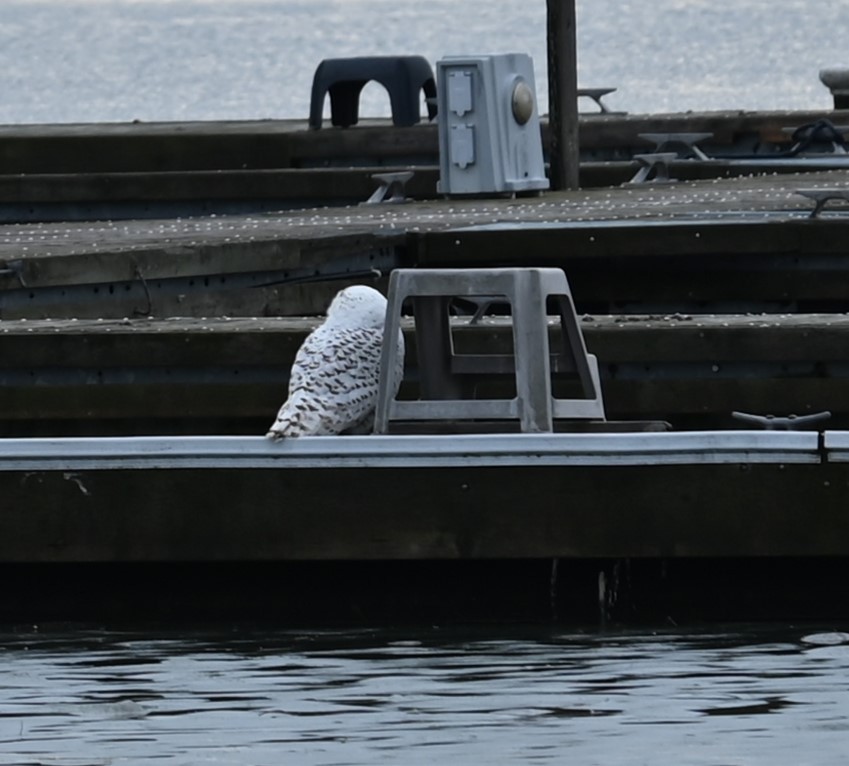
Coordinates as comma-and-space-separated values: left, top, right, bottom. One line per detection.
2, 624, 848, 765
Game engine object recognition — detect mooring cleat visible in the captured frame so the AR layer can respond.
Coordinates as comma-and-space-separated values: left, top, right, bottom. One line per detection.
626, 153, 679, 185
363, 171, 414, 205
796, 188, 849, 218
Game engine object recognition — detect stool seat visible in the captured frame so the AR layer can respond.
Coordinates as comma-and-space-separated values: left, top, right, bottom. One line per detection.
309, 56, 437, 129
375, 268, 606, 434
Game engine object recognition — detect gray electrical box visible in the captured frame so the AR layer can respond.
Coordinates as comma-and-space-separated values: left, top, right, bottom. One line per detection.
436, 53, 549, 196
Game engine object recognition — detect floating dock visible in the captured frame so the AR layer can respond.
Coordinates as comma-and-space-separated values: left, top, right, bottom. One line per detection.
1, 108, 848, 220
4, 113, 849, 623
0, 431, 833, 562
4, 168, 849, 433
1, 428, 845, 623
4, 168, 849, 320
4, 313, 849, 436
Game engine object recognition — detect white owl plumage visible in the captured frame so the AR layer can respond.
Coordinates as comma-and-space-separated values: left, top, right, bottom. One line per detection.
266, 285, 404, 438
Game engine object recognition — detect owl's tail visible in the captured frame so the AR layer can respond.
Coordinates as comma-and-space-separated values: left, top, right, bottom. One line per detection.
266, 412, 306, 439
265, 425, 291, 440
265, 394, 321, 439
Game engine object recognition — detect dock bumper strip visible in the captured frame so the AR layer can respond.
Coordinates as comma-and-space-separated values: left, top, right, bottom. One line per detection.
820, 431, 849, 461
0, 431, 821, 471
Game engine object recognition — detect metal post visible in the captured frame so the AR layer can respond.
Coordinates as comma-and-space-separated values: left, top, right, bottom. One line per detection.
546, 0, 580, 190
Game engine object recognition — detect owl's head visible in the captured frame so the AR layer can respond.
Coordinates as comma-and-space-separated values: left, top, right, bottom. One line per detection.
326, 285, 388, 328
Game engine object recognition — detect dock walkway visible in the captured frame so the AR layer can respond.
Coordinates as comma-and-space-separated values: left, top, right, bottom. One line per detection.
4, 169, 849, 434
4, 134, 849, 618
3, 169, 849, 321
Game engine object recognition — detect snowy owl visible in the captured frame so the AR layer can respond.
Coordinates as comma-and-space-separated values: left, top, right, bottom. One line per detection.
266, 285, 404, 438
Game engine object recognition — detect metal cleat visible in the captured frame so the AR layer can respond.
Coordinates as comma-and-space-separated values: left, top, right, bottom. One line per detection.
577, 87, 618, 114
363, 171, 414, 205
638, 132, 713, 160
731, 410, 832, 431
627, 153, 679, 184
782, 122, 849, 155
796, 188, 849, 218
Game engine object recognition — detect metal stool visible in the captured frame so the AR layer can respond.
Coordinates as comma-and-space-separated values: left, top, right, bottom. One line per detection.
309, 56, 437, 129
374, 268, 606, 434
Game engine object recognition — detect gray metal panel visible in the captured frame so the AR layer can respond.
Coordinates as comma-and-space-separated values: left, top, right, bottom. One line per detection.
0, 431, 821, 471
436, 54, 549, 195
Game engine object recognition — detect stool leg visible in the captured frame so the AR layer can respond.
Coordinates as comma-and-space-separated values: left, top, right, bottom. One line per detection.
414, 296, 464, 399
375, 282, 407, 434
555, 295, 599, 400
511, 277, 554, 432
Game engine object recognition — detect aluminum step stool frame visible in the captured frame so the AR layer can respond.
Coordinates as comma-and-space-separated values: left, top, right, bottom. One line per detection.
374, 267, 606, 434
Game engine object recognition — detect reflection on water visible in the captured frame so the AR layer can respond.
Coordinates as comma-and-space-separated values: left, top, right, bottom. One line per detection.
1, 624, 848, 764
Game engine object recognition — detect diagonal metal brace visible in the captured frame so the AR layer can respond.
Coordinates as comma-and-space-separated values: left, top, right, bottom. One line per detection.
731, 410, 832, 431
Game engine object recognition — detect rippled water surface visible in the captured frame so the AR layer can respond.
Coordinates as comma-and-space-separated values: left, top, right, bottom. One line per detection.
2, 624, 849, 764
0, 0, 847, 124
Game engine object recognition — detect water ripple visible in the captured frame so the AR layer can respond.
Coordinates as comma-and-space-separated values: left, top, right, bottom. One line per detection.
1, 624, 848, 764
